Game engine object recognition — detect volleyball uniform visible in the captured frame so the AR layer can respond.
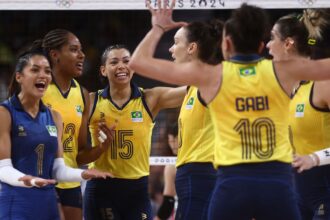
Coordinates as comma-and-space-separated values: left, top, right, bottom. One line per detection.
175, 86, 216, 220
207, 55, 300, 220
290, 81, 330, 220
0, 95, 60, 220
42, 79, 84, 207
84, 83, 154, 220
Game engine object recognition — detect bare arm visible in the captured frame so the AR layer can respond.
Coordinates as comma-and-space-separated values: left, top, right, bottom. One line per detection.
275, 59, 330, 95
163, 164, 176, 196
129, 0, 210, 88
0, 106, 55, 187
313, 80, 330, 110
0, 106, 11, 160
51, 109, 65, 158
52, 109, 112, 180
144, 86, 186, 116
76, 91, 114, 166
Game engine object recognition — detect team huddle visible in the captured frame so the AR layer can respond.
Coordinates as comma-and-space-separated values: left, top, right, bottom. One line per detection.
1, 0, 330, 219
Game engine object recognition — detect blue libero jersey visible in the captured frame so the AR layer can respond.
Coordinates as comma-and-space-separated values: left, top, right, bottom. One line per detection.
1, 95, 58, 182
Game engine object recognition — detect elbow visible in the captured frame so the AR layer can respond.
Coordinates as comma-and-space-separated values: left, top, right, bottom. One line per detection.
128, 57, 140, 71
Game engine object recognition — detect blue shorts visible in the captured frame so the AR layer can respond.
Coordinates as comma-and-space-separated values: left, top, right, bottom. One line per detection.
0, 183, 60, 220
56, 186, 82, 208
175, 162, 216, 220
294, 165, 330, 220
84, 176, 152, 220
208, 162, 301, 220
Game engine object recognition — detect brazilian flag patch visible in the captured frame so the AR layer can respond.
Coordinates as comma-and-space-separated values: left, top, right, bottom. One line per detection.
76, 105, 83, 116
131, 111, 143, 122
186, 97, 194, 110
239, 67, 256, 77
295, 103, 305, 118
46, 125, 58, 137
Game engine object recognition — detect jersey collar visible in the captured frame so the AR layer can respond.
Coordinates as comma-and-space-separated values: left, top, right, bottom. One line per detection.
229, 54, 264, 63
10, 94, 47, 112
101, 83, 142, 99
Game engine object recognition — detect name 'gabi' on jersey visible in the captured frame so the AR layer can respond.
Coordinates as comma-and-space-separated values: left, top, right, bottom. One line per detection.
236, 96, 269, 112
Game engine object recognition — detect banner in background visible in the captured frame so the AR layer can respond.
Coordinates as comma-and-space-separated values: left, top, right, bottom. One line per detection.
0, 0, 326, 10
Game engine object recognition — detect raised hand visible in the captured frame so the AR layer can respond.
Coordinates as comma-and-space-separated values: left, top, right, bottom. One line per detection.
81, 168, 114, 180
146, 0, 187, 32
19, 175, 56, 187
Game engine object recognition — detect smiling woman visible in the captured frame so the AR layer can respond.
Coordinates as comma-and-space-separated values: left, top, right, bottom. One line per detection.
31, 29, 115, 220
83, 44, 187, 220
0, 47, 111, 220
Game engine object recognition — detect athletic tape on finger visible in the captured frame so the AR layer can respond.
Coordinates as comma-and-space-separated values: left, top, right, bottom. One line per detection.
99, 130, 107, 140
98, 136, 105, 143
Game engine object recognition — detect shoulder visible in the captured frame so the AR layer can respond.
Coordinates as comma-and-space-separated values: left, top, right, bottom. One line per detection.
0, 106, 12, 130
50, 109, 63, 127
0, 105, 11, 121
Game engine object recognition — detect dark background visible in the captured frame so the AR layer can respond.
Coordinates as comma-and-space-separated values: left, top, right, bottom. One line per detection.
0, 9, 301, 92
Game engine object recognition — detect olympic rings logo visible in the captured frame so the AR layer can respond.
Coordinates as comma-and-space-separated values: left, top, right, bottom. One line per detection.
55, 0, 74, 8
297, 0, 316, 6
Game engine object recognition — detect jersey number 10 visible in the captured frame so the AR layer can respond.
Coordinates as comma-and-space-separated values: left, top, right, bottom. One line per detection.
234, 117, 275, 160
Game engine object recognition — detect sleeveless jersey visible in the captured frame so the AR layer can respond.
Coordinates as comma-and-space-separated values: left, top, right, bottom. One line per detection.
176, 86, 214, 167
209, 56, 292, 167
1, 95, 58, 184
89, 84, 154, 179
289, 81, 330, 155
42, 79, 84, 189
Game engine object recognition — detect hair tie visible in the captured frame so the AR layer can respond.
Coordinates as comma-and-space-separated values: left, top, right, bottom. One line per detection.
308, 38, 317, 45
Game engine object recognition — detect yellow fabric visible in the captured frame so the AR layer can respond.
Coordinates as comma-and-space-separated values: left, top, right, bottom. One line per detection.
176, 86, 214, 167
209, 59, 292, 167
289, 81, 330, 155
43, 79, 84, 188
89, 87, 154, 179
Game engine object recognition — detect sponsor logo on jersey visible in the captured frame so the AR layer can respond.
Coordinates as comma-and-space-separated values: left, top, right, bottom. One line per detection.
141, 213, 147, 220
131, 111, 143, 122
18, 125, 26, 136
239, 67, 256, 76
295, 103, 305, 117
186, 97, 194, 109
46, 125, 57, 137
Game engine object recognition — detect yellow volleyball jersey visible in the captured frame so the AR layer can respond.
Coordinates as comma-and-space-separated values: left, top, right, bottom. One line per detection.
289, 81, 330, 155
43, 79, 84, 188
209, 56, 292, 167
176, 86, 214, 167
89, 84, 154, 179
